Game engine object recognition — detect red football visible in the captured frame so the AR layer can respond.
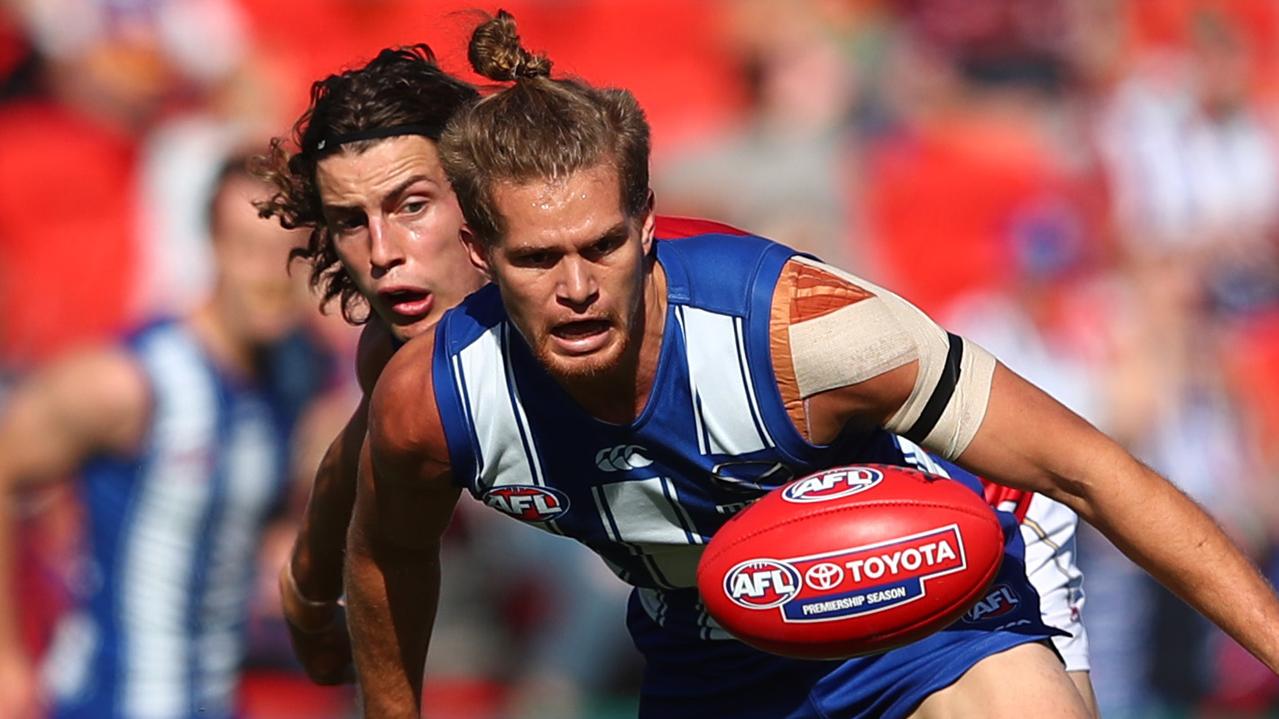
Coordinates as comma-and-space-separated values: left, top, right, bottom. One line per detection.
696, 464, 1004, 660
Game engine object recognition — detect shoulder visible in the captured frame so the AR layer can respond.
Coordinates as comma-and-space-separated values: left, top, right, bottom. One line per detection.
367, 329, 449, 469
28, 345, 151, 452
770, 256, 885, 320
425, 283, 507, 361
657, 230, 798, 314
49, 346, 148, 412
653, 215, 751, 239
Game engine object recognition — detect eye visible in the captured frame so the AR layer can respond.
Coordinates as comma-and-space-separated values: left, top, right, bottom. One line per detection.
512, 250, 557, 268
399, 198, 428, 215
585, 233, 626, 260
332, 217, 363, 234
330, 212, 366, 236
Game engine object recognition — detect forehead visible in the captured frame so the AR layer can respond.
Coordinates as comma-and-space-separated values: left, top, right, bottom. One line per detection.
315, 135, 445, 205
493, 164, 625, 247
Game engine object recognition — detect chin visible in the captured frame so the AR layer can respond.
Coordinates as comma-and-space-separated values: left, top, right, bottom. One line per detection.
537, 342, 625, 381
389, 315, 436, 343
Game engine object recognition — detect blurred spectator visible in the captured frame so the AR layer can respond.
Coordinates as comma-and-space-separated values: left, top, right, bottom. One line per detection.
235, 0, 742, 158
866, 26, 1087, 311
1068, 2, 1279, 715
656, 0, 862, 266
0, 0, 249, 370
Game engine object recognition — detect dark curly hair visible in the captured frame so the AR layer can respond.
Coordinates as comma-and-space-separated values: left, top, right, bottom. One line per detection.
255, 45, 479, 323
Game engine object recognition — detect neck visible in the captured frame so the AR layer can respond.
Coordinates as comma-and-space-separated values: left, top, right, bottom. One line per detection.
187, 301, 260, 380
563, 258, 667, 424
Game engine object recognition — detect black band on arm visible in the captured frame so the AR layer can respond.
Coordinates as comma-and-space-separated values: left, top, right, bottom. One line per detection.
903, 332, 964, 443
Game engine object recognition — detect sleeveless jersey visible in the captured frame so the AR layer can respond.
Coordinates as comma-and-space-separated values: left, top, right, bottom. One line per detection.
435, 231, 1002, 638
433, 231, 1061, 718
43, 319, 322, 719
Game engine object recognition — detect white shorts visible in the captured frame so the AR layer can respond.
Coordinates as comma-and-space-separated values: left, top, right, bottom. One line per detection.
1010, 493, 1090, 672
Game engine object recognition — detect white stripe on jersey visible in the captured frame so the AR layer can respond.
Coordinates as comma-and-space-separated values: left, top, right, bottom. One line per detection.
450, 353, 484, 487
197, 397, 277, 711
591, 477, 707, 588
120, 329, 217, 717
501, 324, 548, 488
499, 325, 562, 534
678, 306, 773, 455
733, 316, 775, 448
457, 324, 540, 492
671, 308, 708, 456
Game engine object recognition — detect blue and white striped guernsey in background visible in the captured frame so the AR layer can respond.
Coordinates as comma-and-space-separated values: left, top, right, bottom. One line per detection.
42, 319, 313, 719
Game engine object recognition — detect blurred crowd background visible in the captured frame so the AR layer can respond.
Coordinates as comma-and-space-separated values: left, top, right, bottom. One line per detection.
2, 0, 1279, 717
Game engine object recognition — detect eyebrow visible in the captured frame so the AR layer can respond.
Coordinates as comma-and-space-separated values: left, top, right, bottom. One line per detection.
321, 174, 436, 213
509, 221, 631, 254
595, 222, 629, 243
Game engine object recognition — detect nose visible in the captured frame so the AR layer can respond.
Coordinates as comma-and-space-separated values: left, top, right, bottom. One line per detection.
368, 216, 405, 277
556, 256, 598, 310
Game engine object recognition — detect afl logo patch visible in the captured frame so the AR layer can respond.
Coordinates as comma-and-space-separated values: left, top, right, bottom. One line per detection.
782, 467, 883, 503
482, 485, 570, 522
724, 559, 802, 610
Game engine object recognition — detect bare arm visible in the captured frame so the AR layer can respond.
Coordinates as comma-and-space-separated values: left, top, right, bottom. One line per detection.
778, 256, 1279, 673
287, 320, 398, 603
0, 350, 148, 717
279, 322, 397, 683
955, 364, 1279, 671
345, 333, 460, 716
286, 400, 368, 605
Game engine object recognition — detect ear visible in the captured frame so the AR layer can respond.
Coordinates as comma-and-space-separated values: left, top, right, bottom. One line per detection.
639, 188, 657, 256
459, 224, 494, 281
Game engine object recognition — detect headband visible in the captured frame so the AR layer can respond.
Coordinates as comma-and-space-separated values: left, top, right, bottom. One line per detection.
309, 123, 445, 157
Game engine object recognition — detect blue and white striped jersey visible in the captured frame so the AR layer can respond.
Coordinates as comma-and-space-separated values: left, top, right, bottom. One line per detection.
432, 231, 958, 641
43, 319, 321, 719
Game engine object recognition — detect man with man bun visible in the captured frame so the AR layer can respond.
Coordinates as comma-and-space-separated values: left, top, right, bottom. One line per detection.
342, 10, 1279, 718
269, 19, 1093, 718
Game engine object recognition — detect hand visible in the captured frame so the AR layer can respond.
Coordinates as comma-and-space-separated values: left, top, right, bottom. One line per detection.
278, 562, 354, 685
0, 649, 44, 719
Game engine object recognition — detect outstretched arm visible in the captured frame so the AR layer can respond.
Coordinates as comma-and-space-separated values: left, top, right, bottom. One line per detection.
957, 364, 1279, 671
778, 256, 1279, 674
280, 322, 397, 684
277, 398, 367, 683
0, 350, 148, 719
345, 334, 460, 716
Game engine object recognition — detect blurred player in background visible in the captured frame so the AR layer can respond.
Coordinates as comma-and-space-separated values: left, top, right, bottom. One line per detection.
344, 11, 1279, 719
0, 155, 330, 719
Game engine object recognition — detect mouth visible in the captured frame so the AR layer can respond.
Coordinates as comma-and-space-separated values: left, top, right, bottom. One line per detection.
549, 319, 612, 354
378, 287, 433, 320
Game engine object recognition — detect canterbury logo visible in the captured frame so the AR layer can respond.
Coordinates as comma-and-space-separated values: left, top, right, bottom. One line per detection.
595, 445, 653, 472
